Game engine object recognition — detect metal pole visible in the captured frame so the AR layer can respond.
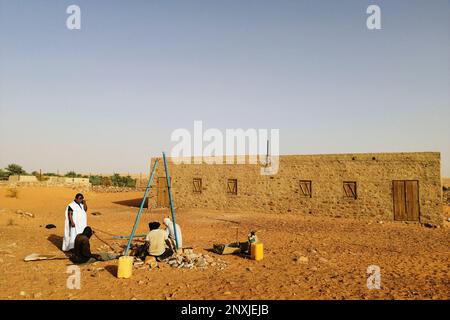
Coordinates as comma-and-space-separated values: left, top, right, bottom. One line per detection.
124, 159, 159, 256
162, 152, 180, 251
113, 234, 147, 239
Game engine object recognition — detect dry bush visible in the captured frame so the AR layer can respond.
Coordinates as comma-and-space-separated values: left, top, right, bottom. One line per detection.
6, 188, 19, 198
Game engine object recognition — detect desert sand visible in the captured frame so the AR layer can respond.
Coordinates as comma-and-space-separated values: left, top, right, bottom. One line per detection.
0, 186, 448, 300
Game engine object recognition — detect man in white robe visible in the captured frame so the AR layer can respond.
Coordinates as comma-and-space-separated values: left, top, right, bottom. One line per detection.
163, 217, 182, 250
62, 193, 88, 251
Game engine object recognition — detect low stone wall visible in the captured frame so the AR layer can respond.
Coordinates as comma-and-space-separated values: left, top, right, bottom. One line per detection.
8, 175, 38, 183
6, 175, 91, 190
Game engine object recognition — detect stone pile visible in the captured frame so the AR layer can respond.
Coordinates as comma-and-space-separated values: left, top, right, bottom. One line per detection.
167, 249, 228, 270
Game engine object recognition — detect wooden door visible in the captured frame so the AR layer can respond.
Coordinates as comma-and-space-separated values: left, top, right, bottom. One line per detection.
157, 177, 169, 207
393, 180, 419, 221
405, 181, 419, 220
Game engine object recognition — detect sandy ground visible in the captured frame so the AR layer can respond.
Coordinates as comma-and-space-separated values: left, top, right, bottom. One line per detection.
0, 186, 449, 300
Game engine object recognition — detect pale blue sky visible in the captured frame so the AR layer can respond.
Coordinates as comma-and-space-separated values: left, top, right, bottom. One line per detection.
0, 0, 448, 175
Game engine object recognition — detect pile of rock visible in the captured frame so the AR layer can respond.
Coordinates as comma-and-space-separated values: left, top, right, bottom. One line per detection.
167, 249, 228, 270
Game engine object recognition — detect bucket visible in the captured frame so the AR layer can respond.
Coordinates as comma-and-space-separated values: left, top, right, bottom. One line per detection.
250, 242, 263, 261
117, 256, 134, 278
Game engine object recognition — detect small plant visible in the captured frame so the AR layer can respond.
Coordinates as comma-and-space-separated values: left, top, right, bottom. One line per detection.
6, 188, 19, 198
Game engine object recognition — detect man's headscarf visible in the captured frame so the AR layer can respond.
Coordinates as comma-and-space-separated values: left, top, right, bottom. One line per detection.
163, 217, 171, 227
82, 226, 93, 238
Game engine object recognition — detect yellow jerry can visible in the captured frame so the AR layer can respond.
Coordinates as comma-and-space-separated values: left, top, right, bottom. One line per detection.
117, 256, 134, 279
251, 242, 264, 261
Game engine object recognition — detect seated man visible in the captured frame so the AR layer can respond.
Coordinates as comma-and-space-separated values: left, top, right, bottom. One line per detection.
144, 222, 173, 261
163, 217, 182, 251
71, 226, 117, 264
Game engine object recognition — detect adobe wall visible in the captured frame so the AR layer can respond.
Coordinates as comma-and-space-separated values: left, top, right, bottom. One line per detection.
148, 152, 442, 225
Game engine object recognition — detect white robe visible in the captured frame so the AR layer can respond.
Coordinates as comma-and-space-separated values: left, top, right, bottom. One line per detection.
163, 218, 182, 249
62, 201, 87, 251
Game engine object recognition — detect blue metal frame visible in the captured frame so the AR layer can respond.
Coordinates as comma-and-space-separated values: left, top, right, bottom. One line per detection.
123, 159, 159, 256
162, 152, 180, 250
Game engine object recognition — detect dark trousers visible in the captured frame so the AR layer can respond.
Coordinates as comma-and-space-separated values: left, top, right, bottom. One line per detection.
136, 244, 173, 261
157, 248, 174, 261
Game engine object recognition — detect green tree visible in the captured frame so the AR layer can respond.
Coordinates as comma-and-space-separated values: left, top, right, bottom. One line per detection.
0, 169, 9, 181
5, 164, 26, 176
65, 171, 82, 178
44, 172, 60, 177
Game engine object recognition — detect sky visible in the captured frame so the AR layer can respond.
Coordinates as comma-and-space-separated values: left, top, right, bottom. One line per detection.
0, 0, 448, 175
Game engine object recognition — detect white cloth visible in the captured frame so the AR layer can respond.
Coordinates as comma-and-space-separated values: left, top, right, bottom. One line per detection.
163, 217, 182, 249
62, 201, 87, 251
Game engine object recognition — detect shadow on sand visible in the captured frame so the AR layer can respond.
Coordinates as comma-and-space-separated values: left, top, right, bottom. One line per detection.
113, 198, 148, 208
105, 264, 118, 277
47, 234, 63, 250
47, 234, 73, 259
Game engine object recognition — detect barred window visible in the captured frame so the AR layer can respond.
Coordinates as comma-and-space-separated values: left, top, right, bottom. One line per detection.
299, 180, 312, 198
227, 179, 238, 195
193, 178, 202, 194
343, 181, 357, 199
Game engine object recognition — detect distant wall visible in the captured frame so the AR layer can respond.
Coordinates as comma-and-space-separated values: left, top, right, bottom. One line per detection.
7, 175, 91, 189
148, 152, 442, 226
8, 175, 38, 183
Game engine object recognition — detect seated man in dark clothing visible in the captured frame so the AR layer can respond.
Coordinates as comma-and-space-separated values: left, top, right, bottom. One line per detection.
71, 226, 117, 264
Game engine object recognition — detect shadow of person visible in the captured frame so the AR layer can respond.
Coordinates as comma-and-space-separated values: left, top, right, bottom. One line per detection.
105, 264, 118, 277
47, 234, 73, 258
47, 234, 63, 250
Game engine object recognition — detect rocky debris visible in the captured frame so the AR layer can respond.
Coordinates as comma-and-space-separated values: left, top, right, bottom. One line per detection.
16, 210, 34, 218
166, 249, 228, 270
91, 212, 102, 216
87, 267, 105, 277
318, 257, 329, 264
45, 224, 56, 229
133, 260, 144, 268
145, 256, 158, 269
423, 223, 436, 228
91, 186, 143, 193
293, 256, 309, 264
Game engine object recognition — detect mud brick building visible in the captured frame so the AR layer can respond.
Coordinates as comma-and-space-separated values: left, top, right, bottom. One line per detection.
148, 152, 442, 225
